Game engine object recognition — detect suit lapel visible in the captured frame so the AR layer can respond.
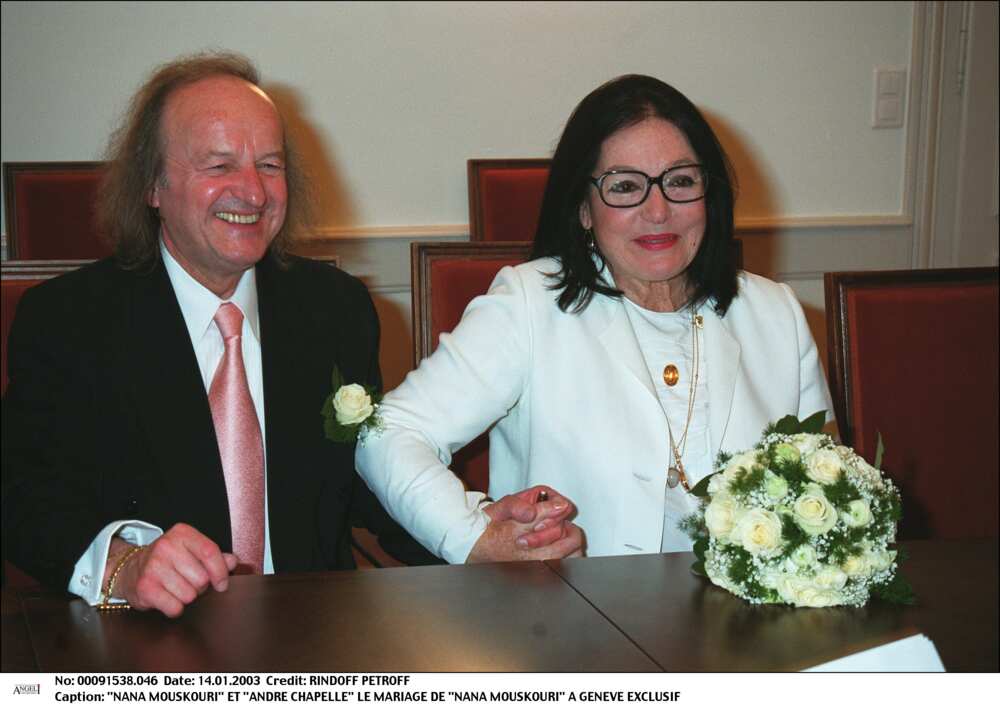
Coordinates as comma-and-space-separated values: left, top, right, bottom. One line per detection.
702, 304, 741, 456
123, 262, 232, 546
595, 296, 658, 400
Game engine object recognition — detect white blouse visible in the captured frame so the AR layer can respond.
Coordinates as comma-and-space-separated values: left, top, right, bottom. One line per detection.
623, 298, 711, 552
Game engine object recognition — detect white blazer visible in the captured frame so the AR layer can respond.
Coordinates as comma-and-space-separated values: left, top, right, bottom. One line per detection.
356, 258, 833, 563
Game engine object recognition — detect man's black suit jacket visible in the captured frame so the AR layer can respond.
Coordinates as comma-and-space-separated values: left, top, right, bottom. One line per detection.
2, 253, 434, 590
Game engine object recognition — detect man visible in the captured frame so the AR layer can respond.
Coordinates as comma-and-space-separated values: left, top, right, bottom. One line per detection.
1, 52, 580, 618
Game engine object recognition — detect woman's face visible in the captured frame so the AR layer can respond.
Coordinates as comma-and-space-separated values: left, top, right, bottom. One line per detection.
579, 117, 706, 303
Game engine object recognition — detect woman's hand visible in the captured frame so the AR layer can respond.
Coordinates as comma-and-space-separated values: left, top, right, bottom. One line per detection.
466, 486, 585, 562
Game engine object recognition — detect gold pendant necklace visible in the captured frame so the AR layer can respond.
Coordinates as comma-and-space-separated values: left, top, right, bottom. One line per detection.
665, 313, 702, 492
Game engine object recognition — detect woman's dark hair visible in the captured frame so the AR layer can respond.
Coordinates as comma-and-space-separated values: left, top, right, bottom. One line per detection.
531, 74, 739, 315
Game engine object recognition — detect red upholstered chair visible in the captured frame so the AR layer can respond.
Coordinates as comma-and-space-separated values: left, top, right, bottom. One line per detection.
2, 259, 91, 587
411, 242, 532, 493
2, 260, 93, 396
3, 162, 112, 260
825, 267, 999, 539
467, 159, 550, 242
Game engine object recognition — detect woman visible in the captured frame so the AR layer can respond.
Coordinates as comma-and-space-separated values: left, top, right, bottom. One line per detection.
357, 75, 832, 563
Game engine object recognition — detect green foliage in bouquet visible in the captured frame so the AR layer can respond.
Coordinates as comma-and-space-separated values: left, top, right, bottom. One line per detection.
682, 413, 913, 607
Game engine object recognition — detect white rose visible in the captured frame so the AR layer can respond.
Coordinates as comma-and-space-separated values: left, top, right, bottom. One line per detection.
764, 471, 789, 501
866, 547, 896, 572
849, 455, 885, 487
707, 472, 727, 495
791, 433, 823, 457
789, 544, 818, 569
805, 448, 844, 485
841, 553, 871, 578
776, 575, 844, 608
735, 508, 784, 555
793, 484, 838, 535
773, 443, 801, 465
841, 499, 872, 528
704, 492, 742, 543
333, 384, 374, 425
723, 451, 759, 485
813, 565, 848, 591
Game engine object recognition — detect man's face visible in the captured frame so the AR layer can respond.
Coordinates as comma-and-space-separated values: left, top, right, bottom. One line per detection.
149, 76, 288, 298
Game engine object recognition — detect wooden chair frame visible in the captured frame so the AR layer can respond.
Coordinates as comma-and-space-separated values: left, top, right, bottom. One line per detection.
2, 258, 95, 280
411, 241, 532, 366
467, 158, 550, 242
824, 266, 999, 446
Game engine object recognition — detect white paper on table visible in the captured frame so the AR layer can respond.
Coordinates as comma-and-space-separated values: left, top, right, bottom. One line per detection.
804, 633, 945, 672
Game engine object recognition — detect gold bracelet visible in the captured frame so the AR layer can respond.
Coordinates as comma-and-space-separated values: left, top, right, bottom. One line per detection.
97, 544, 145, 612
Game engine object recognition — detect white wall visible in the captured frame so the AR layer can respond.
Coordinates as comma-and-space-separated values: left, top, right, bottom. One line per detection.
2, 1, 924, 388
2, 1, 913, 224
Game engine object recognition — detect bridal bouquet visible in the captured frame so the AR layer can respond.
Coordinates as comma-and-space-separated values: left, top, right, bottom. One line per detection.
681, 413, 913, 607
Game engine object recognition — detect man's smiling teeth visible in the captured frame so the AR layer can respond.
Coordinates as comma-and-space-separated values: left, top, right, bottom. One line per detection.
215, 212, 259, 224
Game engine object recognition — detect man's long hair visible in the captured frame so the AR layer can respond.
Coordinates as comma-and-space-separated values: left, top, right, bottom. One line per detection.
96, 51, 309, 269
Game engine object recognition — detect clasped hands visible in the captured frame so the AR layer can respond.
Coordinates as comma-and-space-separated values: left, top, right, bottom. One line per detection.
105, 485, 583, 617
466, 485, 585, 563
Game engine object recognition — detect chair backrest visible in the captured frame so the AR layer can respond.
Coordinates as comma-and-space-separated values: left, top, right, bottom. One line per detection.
2, 260, 92, 395
2, 259, 91, 588
411, 241, 533, 363
3, 161, 112, 260
825, 267, 999, 539
467, 159, 550, 242
410, 242, 532, 492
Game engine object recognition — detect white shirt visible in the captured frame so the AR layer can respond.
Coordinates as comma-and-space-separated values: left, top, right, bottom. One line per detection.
68, 243, 273, 605
622, 299, 710, 552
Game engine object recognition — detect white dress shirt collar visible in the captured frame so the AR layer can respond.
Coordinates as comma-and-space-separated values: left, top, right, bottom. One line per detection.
159, 241, 260, 344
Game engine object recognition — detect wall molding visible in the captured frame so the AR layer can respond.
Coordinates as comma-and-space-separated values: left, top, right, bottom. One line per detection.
298, 213, 913, 245
304, 223, 468, 242
366, 284, 411, 296
735, 214, 912, 231
303, 215, 914, 300
906, 1, 946, 268
775, 271, 829, 282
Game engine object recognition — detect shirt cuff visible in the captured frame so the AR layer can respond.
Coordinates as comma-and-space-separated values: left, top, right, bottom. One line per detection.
68, 521, 163, 605
438, 492, 491, 564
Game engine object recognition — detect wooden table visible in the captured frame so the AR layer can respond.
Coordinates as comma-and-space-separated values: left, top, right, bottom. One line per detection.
4, 561, 658, 672
547, 539, 998, 671
4, 540, 996, 672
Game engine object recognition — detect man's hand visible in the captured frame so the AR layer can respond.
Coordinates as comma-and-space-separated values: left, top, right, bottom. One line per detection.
105, 524, 238, 618
466, 486, 585, 563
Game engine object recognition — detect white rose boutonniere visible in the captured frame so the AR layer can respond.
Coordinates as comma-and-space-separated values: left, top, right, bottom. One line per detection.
321, 366, 383, 444
333, 384, 374, 425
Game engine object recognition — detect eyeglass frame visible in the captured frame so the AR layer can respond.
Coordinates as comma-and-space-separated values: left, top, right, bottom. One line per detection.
589, 164, 709, 208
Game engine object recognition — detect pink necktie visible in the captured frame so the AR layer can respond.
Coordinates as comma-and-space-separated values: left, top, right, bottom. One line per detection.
208, 303, 265, 574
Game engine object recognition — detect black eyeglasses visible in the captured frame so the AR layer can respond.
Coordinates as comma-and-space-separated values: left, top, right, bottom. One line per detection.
590, 165, 708, 208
